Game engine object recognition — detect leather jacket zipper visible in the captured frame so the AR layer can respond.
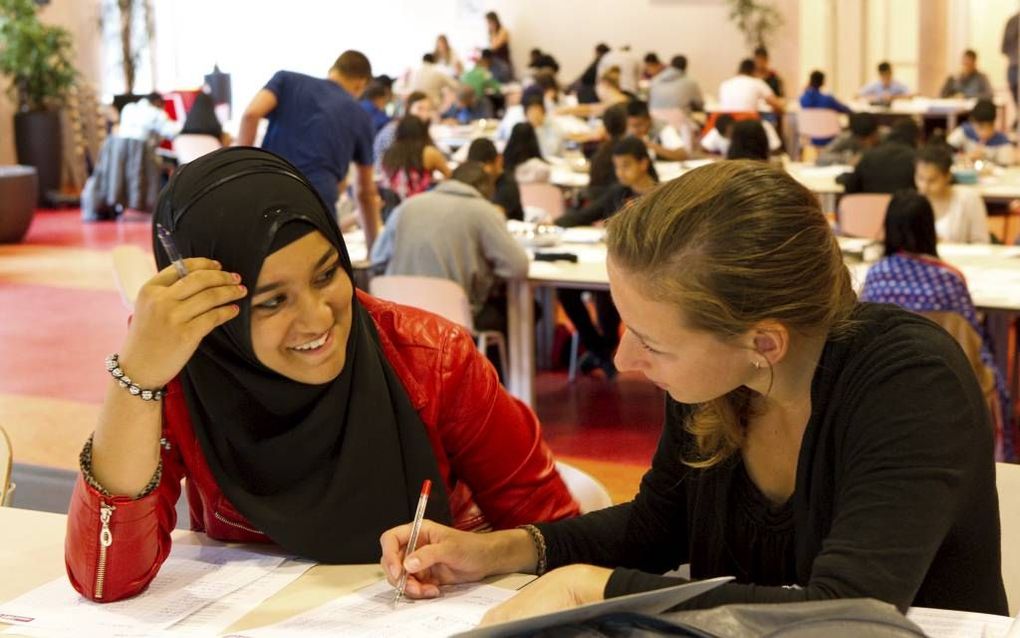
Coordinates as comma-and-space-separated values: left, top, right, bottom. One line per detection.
214, 511, 263, 535
94, 503, 115, 599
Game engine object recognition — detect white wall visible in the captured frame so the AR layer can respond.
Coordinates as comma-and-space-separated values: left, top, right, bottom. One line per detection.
150, 0, 799, 117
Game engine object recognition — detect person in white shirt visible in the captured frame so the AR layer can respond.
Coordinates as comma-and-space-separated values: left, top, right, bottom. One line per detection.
433, 34, 463, 77
523, 94, 565, 158
596, 45, 641, 94
410, 53, 460, 106
117, 93, 180, 141
915, 144, 990, 244
717, 59, 785, 113
700, 114, 782, 156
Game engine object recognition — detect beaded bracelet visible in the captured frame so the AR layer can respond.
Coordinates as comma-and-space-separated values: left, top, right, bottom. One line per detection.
105, 353, 166, 401
518, 524, 548, 576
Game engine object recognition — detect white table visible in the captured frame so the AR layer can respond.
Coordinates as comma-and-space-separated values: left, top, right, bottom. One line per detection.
506, 239, 1020, 408
0, 507, 530, 637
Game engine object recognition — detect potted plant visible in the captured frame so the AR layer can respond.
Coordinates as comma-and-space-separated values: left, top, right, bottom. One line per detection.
0, 0, 77, 204
726, 0, 783, 50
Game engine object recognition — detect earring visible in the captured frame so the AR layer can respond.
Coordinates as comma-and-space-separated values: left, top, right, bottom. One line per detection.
752, 360, 761, 370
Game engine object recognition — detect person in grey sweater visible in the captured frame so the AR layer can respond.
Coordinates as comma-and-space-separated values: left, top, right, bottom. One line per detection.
648, 55, 704, 113
370, 162, 529, 332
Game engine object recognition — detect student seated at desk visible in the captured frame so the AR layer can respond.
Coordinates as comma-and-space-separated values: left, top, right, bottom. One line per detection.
838, 118, 919, 194
940, 49, 994, 100
441, 85, 494, 125
625, 100, 688, 161
371, 162, 528, 334
726, 120, 771, 161
701, 115, 782, 157
381, 160, 1008, 619
857, 61, 912, 102
914, 142, 991, 244
379, 116, 451, 199
461, 49, 502, 100
718, 59, 784, 115
467, 138, 524, 221
359, 79, 393, 135
859, 190, 1013, 460
799, 70, 852, 146
504, 122, 551, 185
815, 112, 880, 167
523, 94, 567, 159
555, 137, 659, 379
587, 103, 629, 202
373, 91, 435, 174
947, 98, 1014, 166
65, 148, 579, 602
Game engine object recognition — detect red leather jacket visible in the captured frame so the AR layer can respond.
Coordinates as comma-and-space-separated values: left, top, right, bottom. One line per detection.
65, 291, 579, 601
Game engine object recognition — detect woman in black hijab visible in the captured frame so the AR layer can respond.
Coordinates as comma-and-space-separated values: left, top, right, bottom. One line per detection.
65, 147, 578, 602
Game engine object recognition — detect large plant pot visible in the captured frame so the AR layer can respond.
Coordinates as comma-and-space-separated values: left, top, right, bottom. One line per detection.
0, 166, 39, 243
14, 111, 62, 206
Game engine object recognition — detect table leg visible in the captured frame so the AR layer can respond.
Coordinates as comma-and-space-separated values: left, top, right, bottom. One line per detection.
507, 278, 536, 407
535, 286, 556, 370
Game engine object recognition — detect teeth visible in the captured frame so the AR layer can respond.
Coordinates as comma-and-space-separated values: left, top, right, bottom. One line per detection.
292, 331, 328, 351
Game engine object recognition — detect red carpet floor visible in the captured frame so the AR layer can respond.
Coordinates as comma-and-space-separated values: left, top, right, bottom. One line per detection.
0, 210, 662, 501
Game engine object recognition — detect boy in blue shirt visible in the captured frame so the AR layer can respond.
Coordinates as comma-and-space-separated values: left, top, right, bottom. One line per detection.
360, 78, 394, 135
947, 98, 1015, 166
800, 70, 852, 145
857, 61, 912, 102
237, 50, 382, 248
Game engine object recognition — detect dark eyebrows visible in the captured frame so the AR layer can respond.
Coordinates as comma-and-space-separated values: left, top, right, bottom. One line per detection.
253, 247, 339, 296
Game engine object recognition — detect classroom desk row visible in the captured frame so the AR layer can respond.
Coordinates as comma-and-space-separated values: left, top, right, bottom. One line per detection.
0, 506, 530, 637
505, 239, 1020, 408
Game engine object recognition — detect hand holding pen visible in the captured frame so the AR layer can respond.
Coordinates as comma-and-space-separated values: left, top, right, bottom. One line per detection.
393, 480, 432, 605
114, 224, 246, 389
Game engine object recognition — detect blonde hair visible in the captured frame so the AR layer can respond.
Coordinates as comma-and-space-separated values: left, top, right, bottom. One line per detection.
606, 160, 857, 467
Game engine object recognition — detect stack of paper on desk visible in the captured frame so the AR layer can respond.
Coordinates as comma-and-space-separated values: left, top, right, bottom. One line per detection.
0, 545, 311, 637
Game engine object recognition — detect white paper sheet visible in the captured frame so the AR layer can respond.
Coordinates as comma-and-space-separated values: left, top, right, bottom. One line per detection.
0, 545, 287, 637
162, 559, 314, 636
224, 579, 516, 638
906, 606, 1018, 638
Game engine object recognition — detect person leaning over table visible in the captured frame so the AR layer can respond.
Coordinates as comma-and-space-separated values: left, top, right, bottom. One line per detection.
914, 141, 991, 244
380, 159, 1007, 622
64, 147, 579, 603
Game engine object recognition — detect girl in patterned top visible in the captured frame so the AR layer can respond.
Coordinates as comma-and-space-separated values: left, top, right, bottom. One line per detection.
860, 190, 1014, 459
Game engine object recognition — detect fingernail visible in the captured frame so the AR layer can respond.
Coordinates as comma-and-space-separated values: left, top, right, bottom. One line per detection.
389, 563, 400, 580
233, 273, 241, 282
404, 556, 420, 572
238, 285, 247, 293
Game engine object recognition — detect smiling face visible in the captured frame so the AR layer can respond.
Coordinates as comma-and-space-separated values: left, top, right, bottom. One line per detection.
608, 256, 754, 403
249, 231, 354, 384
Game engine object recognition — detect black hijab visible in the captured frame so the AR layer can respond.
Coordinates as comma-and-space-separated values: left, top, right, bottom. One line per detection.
180, 92, 223, 139
153, 147, 450, 563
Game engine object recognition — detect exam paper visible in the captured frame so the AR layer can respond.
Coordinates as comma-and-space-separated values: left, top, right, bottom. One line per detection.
225, 580, 516, 638
906, 606, 1017, 638
0, 545, 287, 637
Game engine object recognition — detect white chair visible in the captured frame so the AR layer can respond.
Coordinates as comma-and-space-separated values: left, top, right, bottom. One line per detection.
555, 461, 612, 514
797, 108, 843, 148
837, 193, 890, 240
369, 275, 508, 380
172, 134, 222, 164
111, 245, 157, 309
998, 462, 1020, 615
519, 183, 565, 221
1, 425, 14, 507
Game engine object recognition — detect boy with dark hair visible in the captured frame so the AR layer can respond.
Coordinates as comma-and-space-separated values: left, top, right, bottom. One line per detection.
941, 49, 994, 99
624, 99, 687, 161
947, 98, 1014, 165
858, 61, 911, 101
238, 49, 380, 247
467, 138, 523, 221
799, 69, 852, 145
359, 80, 393, 134
816, 112, 881, 166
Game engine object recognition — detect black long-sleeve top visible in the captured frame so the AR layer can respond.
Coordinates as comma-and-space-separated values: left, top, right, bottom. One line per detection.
556, 184, 634, 228
536, 303, 1007, 615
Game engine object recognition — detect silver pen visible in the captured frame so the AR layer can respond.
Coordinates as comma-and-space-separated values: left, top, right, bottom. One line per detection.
393, 479, 432, 606
156, 223, 189, 279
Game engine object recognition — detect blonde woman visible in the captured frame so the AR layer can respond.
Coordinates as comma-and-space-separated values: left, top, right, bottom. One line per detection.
380, 161, 1007, 620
